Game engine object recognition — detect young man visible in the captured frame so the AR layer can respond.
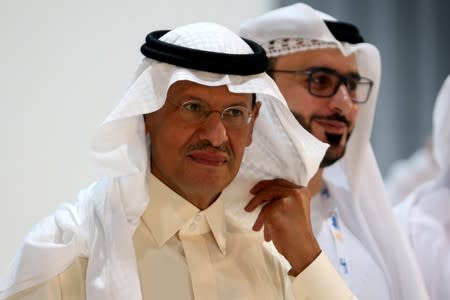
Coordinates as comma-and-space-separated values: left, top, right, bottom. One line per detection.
241, 3, 429, 300
1, 22, 354, 299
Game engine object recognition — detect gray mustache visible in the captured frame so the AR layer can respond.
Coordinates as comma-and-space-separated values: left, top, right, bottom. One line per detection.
186, 140, 231, 156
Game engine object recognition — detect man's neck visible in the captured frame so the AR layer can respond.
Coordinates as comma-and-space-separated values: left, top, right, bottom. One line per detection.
185, 192, 221, 210
307, 168, 324, 197
150, 171, 220, 210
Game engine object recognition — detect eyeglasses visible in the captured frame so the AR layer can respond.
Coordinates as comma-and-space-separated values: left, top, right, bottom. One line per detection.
173, 100, 253, 129
269, 67, 373, 103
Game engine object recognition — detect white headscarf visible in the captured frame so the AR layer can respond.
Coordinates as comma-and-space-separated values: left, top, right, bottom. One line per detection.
240, 3, 429, 300
395, 75, 450, 299
385, 137, 438, 205
431, 75, 450, 172
0, 22, 327, 299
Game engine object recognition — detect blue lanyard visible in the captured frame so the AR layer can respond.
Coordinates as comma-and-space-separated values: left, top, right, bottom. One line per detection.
320, 185, 349, 276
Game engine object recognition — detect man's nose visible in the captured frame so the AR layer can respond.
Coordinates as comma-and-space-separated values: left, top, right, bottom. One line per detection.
328, 84, 353, 114
197, 112, 229, 147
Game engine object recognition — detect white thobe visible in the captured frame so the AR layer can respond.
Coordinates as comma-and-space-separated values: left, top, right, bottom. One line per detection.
397, 186, 450, 300
311, 182, 391, 300
6, 174, 354, 299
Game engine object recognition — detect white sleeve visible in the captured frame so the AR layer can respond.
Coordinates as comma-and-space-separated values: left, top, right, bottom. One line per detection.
2, 258, 87, 300
290, 252, 357, 300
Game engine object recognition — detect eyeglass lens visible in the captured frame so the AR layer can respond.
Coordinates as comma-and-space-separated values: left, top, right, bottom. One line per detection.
179, 100, 252, 128
308, 69, 372, 103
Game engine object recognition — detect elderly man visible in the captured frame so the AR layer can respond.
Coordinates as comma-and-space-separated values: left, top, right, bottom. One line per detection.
396, 75, 450, 300
241, 3, 429, 300
0, 22, 355, 299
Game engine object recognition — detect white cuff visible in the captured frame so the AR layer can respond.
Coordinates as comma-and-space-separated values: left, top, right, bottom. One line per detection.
291, 252, 356, 300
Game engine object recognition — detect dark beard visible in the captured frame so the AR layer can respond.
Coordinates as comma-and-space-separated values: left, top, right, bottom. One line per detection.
320, 146, 345, 168
291, 111, 351, 168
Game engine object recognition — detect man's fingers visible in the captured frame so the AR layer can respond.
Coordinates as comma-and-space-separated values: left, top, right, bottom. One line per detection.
253, 204, 272, 242
252, 206, 266, 231
250, 178, 303, 194
245, 191, 272, 212
264, 224, 272, 242
245, 185, 306, 212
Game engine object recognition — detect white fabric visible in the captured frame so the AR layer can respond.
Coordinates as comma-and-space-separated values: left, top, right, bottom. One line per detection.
3, 174, 356, 300
395, 75, 450, 299
0, 22, 328, 299
139, 173, 292, 299
135, 173, 350, 300
240, 3, 429, 300
432, 76, 450, 171
310, 188, 390, 299
385, 139, 438, 205
261, 38, 338, 58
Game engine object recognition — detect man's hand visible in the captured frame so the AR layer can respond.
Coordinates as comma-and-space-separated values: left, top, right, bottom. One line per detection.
244, 178, 321, 276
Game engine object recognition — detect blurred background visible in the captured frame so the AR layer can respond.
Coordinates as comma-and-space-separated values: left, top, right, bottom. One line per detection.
1, 0, 449, 275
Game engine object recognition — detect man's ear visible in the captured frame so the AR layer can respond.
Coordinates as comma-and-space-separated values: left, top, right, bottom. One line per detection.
246, 101, 262, 146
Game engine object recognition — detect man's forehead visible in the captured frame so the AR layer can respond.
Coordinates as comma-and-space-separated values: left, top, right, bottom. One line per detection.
166, 80, 253, 103
276, 48, 358, 73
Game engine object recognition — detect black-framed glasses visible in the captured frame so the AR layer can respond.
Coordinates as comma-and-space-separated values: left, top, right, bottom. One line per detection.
269, 67, 373, 104
173, 100, 253, 129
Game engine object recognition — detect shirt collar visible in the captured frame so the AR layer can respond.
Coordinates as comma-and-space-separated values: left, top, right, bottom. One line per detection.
141, 173, 227, 254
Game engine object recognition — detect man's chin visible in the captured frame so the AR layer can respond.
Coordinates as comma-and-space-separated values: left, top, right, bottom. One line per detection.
319, 147, 346, 168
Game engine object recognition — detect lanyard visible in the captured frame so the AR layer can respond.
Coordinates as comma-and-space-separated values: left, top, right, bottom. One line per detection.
320, 184, 350, 276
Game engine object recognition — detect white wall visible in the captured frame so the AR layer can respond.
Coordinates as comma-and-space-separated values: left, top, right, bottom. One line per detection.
0, 0, 275, 276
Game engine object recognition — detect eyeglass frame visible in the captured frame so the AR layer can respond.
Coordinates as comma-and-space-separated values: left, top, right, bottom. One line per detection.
268, 67, 374, 104
168, 99, 255, 129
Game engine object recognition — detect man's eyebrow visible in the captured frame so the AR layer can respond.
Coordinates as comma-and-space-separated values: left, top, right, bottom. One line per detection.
310, 66, 361, 78
169, 93, 202, 104
347, 71, 361, 78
